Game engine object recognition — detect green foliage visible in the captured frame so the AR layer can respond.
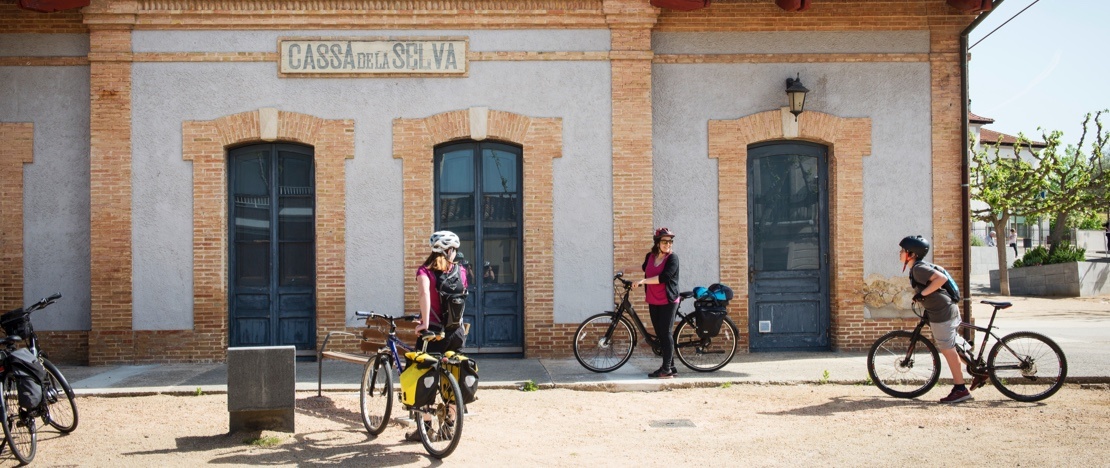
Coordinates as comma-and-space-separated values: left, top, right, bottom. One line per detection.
520, 379, 539, 392
194, 387, 204, 396
970, 235, 984, 247
1012, 242, 1086, 268
819, 370, 830, 385
1078, 215, 1104, 230
720, 382, 733, 389
244, 435, 283, 448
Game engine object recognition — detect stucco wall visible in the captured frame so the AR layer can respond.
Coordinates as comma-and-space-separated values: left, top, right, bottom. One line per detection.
652, 31, 932, 298
0, 35, 91, 331
129, 29, 613, 329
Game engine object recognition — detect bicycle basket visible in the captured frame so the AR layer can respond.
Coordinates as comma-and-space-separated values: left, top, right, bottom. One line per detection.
360, 324, 389, 353
0, 308, 31, 339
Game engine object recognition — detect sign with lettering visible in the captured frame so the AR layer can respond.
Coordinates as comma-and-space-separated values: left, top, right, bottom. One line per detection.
278, 37, 468, 77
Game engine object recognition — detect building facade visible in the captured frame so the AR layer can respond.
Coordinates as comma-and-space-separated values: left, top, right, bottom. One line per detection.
1, 0, 977, 364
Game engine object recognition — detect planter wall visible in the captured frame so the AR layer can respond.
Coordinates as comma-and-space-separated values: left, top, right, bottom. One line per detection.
989, 260, 1110, 297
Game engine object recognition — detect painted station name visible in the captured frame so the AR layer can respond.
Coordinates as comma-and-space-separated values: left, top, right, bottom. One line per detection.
279, 38, 468, 75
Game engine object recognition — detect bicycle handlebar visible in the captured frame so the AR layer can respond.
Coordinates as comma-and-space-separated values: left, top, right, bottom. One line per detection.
24, 292, 61, 313
354, 311, 420, 322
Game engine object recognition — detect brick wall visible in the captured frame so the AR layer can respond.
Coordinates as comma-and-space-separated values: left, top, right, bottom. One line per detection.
0, 123, 34, 311
0, 1, 86, 34
393, 109, 562, 357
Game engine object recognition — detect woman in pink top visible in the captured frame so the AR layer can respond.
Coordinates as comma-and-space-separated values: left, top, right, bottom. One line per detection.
635, 227, 681, 379
415, 230, 468, 354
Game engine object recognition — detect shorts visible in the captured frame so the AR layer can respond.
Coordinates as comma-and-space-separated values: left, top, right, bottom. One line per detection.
929, 313, 962, 350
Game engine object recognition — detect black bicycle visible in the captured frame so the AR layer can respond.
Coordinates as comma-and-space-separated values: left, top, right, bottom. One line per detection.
0, 293, 78, 433
572, 272, 739, 373
867, 300, 1067, 402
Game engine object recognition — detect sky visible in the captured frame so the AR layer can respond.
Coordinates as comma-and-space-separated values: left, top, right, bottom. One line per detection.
967, 0, 1110, 148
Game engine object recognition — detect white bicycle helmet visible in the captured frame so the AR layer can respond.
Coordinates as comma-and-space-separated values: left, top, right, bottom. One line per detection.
429, 230, 461, 253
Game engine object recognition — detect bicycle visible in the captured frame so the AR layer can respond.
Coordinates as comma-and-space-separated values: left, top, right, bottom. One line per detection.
867, 299, 1067, 402
0, 334, 44, 464
572, 272, 739, 373
0, 293, 78, 434
353, 311, 465, 459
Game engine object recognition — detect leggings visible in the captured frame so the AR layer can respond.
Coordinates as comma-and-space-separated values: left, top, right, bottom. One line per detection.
648, 302, 679, 371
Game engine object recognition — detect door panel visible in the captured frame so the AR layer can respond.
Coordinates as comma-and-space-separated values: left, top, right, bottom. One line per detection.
747, 142, 830, 351
229, 144, 316, 351
436, 141, 523, 353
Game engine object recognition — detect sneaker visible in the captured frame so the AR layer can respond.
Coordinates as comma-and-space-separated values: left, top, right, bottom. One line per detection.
938, 387, 973, 403
670, 366, 679, 376
969, 375, 988, 391
404, 428, 422, 442
648, 368, 675, 379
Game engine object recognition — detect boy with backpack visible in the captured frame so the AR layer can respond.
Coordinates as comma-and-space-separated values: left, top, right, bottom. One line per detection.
899, 235, 984, 403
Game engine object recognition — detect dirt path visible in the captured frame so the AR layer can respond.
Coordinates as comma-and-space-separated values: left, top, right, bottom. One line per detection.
5, 384, 1108, 466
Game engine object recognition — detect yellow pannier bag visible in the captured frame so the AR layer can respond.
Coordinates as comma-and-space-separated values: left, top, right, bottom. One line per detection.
399, 351, 440, 407
443, 351, 479, 404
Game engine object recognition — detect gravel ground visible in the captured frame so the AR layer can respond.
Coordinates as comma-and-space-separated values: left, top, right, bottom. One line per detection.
4, 384, 1108, 467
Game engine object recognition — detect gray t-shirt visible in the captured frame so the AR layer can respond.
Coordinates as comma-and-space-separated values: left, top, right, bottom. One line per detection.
910, 262, 957, 322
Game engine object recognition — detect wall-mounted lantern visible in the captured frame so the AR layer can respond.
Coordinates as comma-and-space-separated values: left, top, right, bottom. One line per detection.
785, 73, 809, 121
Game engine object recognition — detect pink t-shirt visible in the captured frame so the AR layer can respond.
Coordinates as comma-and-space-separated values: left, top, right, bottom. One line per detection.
643, 253, 676, 306
417, 264, 469, 325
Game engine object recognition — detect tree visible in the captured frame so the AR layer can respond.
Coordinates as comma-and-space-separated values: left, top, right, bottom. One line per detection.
1037, 111, 1110, 256
969, 133, 1049, 296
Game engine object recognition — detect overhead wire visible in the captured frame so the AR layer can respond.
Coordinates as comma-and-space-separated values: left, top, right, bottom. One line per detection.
969, 0, 1042, 50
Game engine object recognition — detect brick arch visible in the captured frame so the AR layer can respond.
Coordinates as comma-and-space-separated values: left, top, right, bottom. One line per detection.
393, 108, 561, 356
708, 108, 871, 351
180, 110, 354, 361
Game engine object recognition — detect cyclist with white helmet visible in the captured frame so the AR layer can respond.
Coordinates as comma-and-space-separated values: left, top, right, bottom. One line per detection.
900, 235, 982, 403
406, 230, 469, 442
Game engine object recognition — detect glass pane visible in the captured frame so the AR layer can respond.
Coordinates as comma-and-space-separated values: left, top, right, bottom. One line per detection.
483, 193, 518, 237
439, 193, 474, 234
482, 148, 518, 193
236, 242, 269, 287
279, 152, 313, 195
279, 197, 314, 241
439, 149, 474, 193
482, 238, 518, 285
280, 242, 314, 287
751, 154, 820, 271
234, 152, 270, 196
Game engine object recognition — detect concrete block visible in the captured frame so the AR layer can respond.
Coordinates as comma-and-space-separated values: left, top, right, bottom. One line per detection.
227, 346, 296, 433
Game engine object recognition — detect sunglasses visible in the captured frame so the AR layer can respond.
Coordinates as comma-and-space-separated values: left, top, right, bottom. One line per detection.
659, 239, 674, 245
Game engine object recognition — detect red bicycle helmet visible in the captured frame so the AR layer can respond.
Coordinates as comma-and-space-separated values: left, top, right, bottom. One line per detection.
654, 227, 676, 241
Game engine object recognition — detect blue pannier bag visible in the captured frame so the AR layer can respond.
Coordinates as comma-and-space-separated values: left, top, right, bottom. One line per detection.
692, 283, 733, 338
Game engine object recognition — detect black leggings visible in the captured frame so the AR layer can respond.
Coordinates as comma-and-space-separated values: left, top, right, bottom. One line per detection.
648, 302, 679, 371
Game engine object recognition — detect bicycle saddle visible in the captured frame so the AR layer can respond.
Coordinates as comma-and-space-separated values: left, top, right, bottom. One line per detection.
979, 300, 1013, 309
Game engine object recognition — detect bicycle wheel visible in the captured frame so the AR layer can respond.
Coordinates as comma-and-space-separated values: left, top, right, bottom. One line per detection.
572, 313, 636, 373
867, 330, 940, 399
360, 354, 393, 435
673, 315, 738, 372
988, 331, 1067, 402
417, 369, 464, 459
1, 373, 36, 464
41, 358, 78, 433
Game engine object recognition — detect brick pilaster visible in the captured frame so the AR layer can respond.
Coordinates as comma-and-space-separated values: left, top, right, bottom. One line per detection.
605, 0, 658, 278
928, 23, 967, 281
85, 3, 136, 365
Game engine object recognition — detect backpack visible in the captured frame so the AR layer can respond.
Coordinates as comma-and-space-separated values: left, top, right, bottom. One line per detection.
908, 261, 961, 302
436, 264, 468, 330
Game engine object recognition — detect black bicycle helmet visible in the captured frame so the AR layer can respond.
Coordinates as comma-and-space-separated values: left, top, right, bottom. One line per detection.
654, 227, 676, 241
899, 235, 930, 259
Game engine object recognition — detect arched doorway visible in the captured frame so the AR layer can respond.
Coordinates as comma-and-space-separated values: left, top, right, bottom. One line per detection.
747, 141, 830, 351
228, 143, 316, 351
435, 140, 524, 353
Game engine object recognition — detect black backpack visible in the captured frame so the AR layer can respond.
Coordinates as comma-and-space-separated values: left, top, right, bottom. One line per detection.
436, 264, 468, 330
908, 261, 961, 302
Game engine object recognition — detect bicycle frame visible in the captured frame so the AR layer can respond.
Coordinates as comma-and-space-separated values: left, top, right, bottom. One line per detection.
905, 302, 1024, 375
607, 276, 689, 351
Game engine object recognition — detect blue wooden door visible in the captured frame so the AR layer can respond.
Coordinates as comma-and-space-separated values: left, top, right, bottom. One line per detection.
435, 141, 523, 354
747, 142, 830, 351
228, 143, 316, 351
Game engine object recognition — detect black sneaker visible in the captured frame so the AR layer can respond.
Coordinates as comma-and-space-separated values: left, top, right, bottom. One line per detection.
670, 367, 678, 377
648, 368, 675, 379
939, 387, 973, 403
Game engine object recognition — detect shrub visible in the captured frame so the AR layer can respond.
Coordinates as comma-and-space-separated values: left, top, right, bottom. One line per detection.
970, 235, 985, 247
1013, 242, 1086, 268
